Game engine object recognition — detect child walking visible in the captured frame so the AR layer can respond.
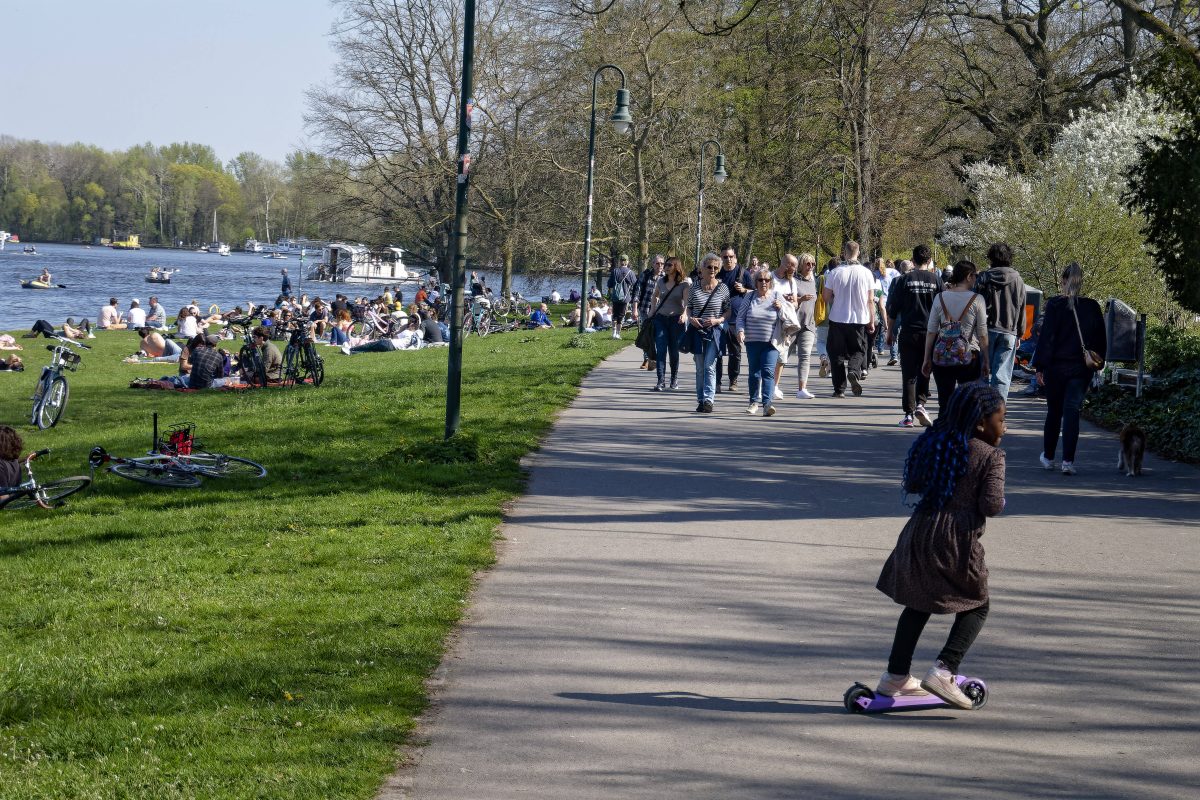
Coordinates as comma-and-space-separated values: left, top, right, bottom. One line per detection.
874, 382, 1007, 709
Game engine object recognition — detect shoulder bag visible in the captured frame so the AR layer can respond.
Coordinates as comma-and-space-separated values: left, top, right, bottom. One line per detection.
680, 287, 719, 355
634, 282, 681, 359
1070, 298, 1105, 371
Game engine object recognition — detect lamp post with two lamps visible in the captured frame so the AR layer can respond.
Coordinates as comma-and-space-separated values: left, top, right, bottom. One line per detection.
578, 64, 633, 332
694, 139, 728, 269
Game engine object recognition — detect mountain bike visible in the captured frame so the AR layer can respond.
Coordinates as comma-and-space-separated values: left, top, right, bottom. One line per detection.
494, 291, 533, 317
89, 415, 267, 488
0, 449, 91, 510
281, 320, 325, 387
30, 336, 89, 429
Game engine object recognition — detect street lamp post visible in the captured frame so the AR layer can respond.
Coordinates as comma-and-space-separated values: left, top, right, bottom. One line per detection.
579, 64, 633, 333
445, 0, 477, 439
694, 139, 728, 269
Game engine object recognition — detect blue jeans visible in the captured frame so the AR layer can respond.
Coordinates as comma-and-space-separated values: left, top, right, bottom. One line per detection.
1042, 373, 1089, 462
745, 341, 779, 405
693, 330, 721, 403
989, 331, 1018, 401
329, 326, 349, 345
652, 314, 681, 384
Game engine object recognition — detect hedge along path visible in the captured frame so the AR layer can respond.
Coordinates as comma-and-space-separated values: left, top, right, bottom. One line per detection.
0, 323, 628, 800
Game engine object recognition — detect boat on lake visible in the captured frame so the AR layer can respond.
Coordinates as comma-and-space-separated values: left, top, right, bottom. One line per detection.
244, 239, 264, 253
265, 252, 288, 259
206, 210, 230, 255
145, 268, 178, 284
111, 233, 142, 250
20, 279, 55, 289
306, 244, 425, 284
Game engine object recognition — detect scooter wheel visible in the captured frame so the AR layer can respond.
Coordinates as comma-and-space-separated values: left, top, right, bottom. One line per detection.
961, 679, 988, 710
843, 684, 874, 713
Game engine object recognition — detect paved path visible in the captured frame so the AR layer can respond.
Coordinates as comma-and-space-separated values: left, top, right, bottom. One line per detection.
381, 346, 1200, 800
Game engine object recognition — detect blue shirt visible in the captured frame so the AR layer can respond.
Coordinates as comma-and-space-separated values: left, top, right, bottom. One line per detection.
529, 309, 551, 327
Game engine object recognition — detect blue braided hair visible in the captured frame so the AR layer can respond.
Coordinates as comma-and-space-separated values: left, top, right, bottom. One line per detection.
902, 382, 1004, 511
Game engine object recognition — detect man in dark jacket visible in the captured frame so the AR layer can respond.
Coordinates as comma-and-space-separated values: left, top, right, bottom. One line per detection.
976, 242, 1026, 402
633, 255, 665, 369
716, 244, 752, 392
606, 254, 638, 340
886, 244, 943, 427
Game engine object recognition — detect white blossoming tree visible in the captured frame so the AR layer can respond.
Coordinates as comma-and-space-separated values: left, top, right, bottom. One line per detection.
944, 91, 1181, 319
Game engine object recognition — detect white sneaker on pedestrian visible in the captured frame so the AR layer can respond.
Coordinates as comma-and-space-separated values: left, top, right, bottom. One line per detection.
795, 388, 814, 399
914, 405, 932, 427
1061, 461, 1076, 475
1039, 453, 1056, 470
773, 387, 784, 401
746, 403, 760, 415
611, 331, 620, 339
920, 663, 974, 709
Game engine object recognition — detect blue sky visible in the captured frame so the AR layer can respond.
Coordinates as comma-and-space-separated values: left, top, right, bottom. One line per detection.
2, 0, 341, 165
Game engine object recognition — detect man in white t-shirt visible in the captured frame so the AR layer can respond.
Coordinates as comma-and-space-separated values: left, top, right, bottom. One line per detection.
821, 241, 875, 397
127, 299, 147, 328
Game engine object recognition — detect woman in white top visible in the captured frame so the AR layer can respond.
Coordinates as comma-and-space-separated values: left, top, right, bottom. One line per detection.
176, 307, 200, 339
923, 260, 989, 414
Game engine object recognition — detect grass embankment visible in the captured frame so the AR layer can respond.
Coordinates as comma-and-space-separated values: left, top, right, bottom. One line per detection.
0, 322, 626, 799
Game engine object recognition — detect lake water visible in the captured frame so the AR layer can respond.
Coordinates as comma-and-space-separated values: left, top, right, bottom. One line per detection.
0, 243, 577, 331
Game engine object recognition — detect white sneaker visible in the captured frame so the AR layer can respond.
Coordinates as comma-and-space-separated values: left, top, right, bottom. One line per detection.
795, 388, 814, 399
875, 672, 930, 697
914, 406, 932, 427
87, 333, 96, 339
1039, 453, 1056, 470
1061, 461, 1076, 475
339, 343, 351, 356
773, 387, 784, 401
611, 331, 620, 339
920, 663, 974, 709
746, 403, 760, 415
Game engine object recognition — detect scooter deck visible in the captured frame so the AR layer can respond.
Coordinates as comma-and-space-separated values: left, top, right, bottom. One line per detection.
843, 675, 988, 714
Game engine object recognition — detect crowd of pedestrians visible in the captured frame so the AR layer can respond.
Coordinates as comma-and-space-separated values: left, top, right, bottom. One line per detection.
626, 238, 1110, 474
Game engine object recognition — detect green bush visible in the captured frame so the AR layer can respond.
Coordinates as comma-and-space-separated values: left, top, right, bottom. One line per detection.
1085, 363, 1200, 463
1145, 324, 1200, 374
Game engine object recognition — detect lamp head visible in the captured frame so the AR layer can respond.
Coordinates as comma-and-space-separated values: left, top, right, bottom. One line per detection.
712, 154, 728, 184
610, 88, 633, 134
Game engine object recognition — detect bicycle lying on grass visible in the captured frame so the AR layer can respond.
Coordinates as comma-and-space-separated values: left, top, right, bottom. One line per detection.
0, 449, 92, 510
30, 336, 90, 429
89, 415, 267, 488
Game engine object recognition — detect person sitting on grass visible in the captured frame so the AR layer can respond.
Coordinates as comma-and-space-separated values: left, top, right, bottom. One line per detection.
247, 326, 283, 382
187, 335, 228, 390
124, 328, 182, 364
528, 303, 552, 329
176, 307, 200, 340
98, 297, 128, 330
419, 308, 445, 345
0, 425, 22, 491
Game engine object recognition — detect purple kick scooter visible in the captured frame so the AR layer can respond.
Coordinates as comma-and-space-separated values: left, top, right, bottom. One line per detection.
843, 674, 988, 714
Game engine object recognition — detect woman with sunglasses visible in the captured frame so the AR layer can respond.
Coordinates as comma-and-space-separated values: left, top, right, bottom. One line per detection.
736, 268, 785, 416
687, 253, 731, 412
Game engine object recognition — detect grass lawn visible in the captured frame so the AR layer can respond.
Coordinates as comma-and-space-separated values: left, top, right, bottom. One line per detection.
0, 320, 627, 799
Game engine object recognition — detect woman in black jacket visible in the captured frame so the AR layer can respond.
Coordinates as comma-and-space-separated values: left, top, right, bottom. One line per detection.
1032, 262, 1107, 475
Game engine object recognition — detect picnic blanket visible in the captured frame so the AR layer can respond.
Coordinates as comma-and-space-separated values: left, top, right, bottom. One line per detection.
129, 376, 315, 392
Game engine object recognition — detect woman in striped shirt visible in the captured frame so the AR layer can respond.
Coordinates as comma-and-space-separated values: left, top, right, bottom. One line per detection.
737, 268, 785, 416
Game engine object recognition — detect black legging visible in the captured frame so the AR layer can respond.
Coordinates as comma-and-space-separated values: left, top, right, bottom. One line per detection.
931, 353, 982, 414
887, 603, 989, 675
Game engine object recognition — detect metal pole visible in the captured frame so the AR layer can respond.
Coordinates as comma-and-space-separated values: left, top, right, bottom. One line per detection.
1136, 312, 1147, 399
694, 140, 723, 270
579, 64, 627, 333
445, 0, 477, 439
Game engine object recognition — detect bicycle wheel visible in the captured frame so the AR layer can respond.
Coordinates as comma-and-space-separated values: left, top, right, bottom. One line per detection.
0, 488, 37, 510
282, 344, 300, 386
111, 459, 202, 488
184, 454, 267, 479
494, 298, 511, 315
516, 299, 532, 316
478, 313, 492, 337
4, 475, 93, 509
305, 345, 325, 387
35, 377, 69, 430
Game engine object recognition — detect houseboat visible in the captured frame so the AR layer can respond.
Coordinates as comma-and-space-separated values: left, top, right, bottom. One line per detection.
306, 244, 425, 284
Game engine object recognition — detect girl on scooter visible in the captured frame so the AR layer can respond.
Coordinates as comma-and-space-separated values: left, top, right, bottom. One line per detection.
874, 382, 1007, 709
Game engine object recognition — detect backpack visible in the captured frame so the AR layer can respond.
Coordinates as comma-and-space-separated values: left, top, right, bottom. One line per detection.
814, 276, 828, 326
932, 294, 975, 367
610, 269, 629, 303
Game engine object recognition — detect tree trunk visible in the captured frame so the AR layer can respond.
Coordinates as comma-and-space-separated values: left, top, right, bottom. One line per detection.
501, 239, 514, 299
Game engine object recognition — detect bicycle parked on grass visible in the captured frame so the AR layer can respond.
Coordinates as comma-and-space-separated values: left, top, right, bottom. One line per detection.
226, 317, 269, 387
281, 319, 325, 387
89, 415, 267, 488
30, 336, 90, 429
0, 449, 91, 510
493, 291, 533, 317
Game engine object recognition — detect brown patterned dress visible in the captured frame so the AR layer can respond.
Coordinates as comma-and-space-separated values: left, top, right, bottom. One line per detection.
877, 438, 1007, 614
